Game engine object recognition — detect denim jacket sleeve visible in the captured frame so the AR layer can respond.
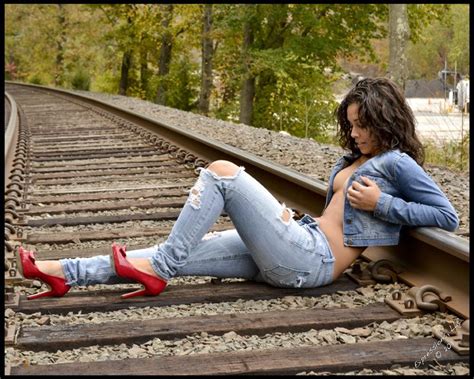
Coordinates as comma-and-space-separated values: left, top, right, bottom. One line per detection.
373, 154, 459, 231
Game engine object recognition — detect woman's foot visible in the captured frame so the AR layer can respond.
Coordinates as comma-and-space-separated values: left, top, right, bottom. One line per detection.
124, 258, 162, 278
111, 243, 167, 299
35, 261, 66, 280
16, 246, 71, 300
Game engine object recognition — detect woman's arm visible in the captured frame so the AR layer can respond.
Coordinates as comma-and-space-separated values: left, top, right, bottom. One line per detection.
373, 155, 459, 231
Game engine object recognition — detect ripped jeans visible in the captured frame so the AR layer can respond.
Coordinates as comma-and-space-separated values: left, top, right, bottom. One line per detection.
60, 166, 335, 289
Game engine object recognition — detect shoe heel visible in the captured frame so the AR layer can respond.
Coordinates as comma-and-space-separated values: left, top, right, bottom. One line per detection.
111, 242, 167, 299
16, 246, 71, 300
27, 290, 56, 300
15, 246, 28, 278
121, 288, 147, 299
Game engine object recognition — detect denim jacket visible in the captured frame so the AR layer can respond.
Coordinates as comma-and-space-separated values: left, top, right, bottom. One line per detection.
324, 149, 459, 247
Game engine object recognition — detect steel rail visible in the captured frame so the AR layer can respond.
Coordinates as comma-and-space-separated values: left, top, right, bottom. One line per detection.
4, 91, 19, 188
5, 81, 469, 319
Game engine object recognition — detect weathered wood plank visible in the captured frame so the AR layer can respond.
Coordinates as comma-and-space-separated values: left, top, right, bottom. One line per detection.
22, 222, 232, 243
31, 149, 161, 162
30, 132, 132, 143
30, 159, 174, 174
25, 197, 187, 215
27, 187, 188, 203
28, 183, 194, 197
30, 170, 195, 186
10, 337, 469, 375
32, 144, 151, 155
24, 227, 169, 243
11, 275, 358, 315
31, 145, 157, 157
31, 154, 170, 169
32, 143, 150, 154
25, 210, 182, 227
30, 164, 184, 179
17, 302, 401, 351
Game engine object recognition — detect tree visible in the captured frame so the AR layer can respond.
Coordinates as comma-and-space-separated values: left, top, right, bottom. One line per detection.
237, 4, 389, 131
93, 4, 141, 95
388, 4, 410, 90
119, 50, 132, 95
118, 13, 134, 95
198, 4, 214, 115
139, 33, 151, 96
54, 4, 67, 86
239, 5, 256, 125
155, 4, 174, 105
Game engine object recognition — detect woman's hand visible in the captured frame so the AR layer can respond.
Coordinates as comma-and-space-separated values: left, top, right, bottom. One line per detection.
347, 176, 381, 211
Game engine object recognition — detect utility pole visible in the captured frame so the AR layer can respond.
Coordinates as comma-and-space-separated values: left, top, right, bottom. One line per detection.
444, 58, 447, 104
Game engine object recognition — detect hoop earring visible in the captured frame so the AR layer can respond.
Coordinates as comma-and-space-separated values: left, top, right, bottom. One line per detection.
391, 136, 399, 148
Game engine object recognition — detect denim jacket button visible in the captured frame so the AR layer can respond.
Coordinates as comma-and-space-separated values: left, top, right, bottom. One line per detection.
347, 219, 352, 224
347, 239, 353, 245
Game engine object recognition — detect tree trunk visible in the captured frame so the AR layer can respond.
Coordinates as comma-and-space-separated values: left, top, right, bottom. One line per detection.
54, 4, 67, 87
119, 50, 132, 96
198, 4, 213, 115
156, 4, 174, 105
139, 36, 150, 96
118, 14, 134, 96
239, 8, 255, 126
388, 4, 410, 91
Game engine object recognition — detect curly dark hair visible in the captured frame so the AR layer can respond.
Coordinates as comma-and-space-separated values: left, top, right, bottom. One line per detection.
335, 77, 425, 166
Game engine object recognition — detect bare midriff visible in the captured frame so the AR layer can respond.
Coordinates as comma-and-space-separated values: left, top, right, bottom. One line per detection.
315, 157, 368, 281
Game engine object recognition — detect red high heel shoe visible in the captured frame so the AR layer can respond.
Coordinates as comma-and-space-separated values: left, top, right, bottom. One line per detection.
111, 243, 167, 299
15, 246, 71, 300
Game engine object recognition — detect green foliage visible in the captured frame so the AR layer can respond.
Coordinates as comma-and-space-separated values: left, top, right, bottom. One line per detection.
164, 56, 200, 111
28, 74, 45, 85
71, 69, 91, 90
92, 71, 120, 94
406, 4, 451, 44
127, 86, 147, 100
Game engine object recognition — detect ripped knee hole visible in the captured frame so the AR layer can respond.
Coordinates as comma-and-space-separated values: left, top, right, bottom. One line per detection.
280, 205, 294, 224
188, 177, 205, 209
281, 208, 292, 223
207, 160, 240, 178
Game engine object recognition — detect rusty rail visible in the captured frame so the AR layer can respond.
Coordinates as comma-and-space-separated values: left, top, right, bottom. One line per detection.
4, 91, 19, 184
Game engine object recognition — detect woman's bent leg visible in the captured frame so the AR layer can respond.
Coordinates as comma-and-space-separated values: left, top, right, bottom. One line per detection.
150, 161, 334, 288
148, 165, 244, 280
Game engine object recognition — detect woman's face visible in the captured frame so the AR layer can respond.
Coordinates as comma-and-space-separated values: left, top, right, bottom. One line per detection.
347, 103, 379, 156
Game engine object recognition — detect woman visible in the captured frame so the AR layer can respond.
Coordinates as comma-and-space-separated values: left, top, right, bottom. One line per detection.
16, 78, 459, 300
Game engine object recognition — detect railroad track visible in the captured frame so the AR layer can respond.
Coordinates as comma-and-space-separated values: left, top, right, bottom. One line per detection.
4, 82, 470, 375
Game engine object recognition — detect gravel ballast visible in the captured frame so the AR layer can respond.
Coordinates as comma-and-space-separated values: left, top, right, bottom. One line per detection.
5, 283, 467, 375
